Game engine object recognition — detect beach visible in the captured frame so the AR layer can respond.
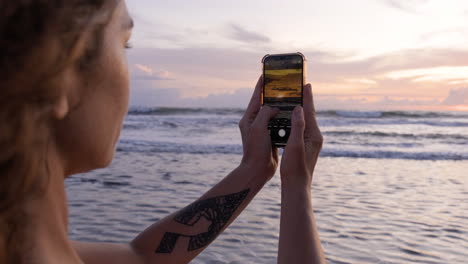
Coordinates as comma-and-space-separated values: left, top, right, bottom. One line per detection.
67, 108, 468, 263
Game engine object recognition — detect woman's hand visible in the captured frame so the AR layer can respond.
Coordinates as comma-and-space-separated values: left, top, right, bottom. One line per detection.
280, 84, 323, 189
239, 76, 280, 180
277, 84, 326, 264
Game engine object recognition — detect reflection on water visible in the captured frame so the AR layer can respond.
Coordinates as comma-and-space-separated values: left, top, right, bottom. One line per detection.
67, 153, 468, 264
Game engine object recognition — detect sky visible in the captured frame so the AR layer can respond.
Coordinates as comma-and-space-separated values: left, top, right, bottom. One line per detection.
126, 0, 468, 111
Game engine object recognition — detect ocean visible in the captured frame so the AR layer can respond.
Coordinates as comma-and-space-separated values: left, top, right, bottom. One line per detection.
66, 108, 468, 263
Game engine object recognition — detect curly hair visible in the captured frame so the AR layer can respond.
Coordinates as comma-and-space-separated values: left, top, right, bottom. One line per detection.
0, 1, 118, 263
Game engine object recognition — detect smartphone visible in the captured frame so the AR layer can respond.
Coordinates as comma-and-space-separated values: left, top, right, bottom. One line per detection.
262, 53, 306, 147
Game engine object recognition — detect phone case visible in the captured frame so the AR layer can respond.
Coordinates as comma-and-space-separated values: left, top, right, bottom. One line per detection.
262, 52, 307, 148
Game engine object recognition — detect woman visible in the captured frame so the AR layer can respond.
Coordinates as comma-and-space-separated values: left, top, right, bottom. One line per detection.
0, 1, 325, 263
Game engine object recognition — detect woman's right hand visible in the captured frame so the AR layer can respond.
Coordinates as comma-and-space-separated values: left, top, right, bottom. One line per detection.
277, 84, 327, 264
280, 84, 323, 189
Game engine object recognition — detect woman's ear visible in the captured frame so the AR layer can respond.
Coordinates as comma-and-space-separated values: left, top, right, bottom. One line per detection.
52, 94, 69, 120
50, 65, 77, 121
51, 29, 92, 121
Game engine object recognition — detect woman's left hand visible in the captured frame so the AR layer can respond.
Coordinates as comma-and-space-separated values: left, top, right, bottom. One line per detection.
238, 76, 280, 181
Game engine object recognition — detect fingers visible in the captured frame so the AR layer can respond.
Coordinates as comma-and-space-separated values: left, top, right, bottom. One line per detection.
303, 84, 320, 134
241, 76, 263, 123
286, 106, 306, 149
272, 147, 279, 162
251, 105, 279, 131
303, 83, 315, 118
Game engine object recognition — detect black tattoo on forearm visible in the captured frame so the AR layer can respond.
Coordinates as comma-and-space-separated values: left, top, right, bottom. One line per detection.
155, 189, 250, 253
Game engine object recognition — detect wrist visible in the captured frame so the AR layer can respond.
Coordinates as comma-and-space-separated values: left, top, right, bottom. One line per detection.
240, 153, 276, 174
238, 160, 276, 184
281, 184, 312, 201
281, 176, 312, 195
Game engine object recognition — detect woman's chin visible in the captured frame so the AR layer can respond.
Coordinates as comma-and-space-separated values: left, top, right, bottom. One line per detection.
66, 150, 116, 176
95, 150, 115, 169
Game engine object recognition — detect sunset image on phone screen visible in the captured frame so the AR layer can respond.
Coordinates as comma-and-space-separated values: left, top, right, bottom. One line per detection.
264, 56, 303, 108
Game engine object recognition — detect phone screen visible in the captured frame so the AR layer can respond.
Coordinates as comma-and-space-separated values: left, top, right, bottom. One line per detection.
263, 54, 304, 111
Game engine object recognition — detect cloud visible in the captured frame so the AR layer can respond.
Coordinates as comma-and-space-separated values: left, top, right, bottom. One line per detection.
310, 48, 468, 85
441, 88, 468, 105
129, 45, 468, 84
419, 27, 466, 42
128, 84, 431, 110
184, 89, 252, 108
382, 0, 429, 13
129, 84, 253, 108
228, 24, 271, 44
129, 85, 181, 107
126, 12, 207, 49
127, 47, 264, 95
313, 94, 442, 110
128, 78, 464, 111
131, 64, 172, 80
384, 66, 468, 83
127, 12, 271, 49
127, 46, 468, 110
379, 96, 440, 106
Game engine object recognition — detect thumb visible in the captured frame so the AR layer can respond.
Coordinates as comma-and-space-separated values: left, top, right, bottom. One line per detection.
252, 106, 279, 130
286, 106, 305, 147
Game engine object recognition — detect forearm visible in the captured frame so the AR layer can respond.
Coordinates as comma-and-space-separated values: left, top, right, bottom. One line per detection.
130, 163, 270, 264
278, 186, 326, 264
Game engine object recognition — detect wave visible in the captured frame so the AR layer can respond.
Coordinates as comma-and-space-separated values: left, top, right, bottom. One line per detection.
320, 149, 468, 161
128, 107, 244, 116
128, 107, 468, 119
323, 131, 468, 141
116, 140, 468, 160
117, 140, 243, 155
320, 110, 468, 119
